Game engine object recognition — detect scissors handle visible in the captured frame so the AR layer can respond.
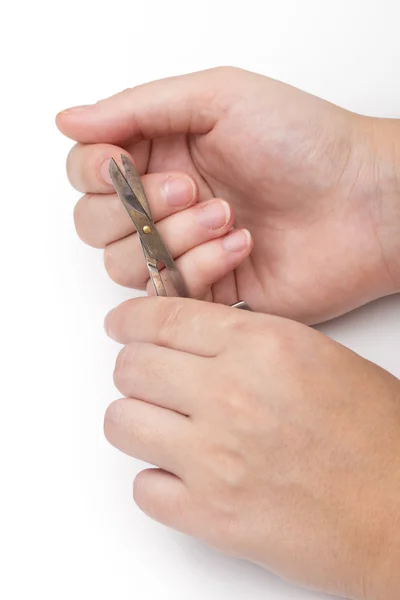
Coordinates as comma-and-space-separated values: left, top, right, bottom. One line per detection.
231, 301, 252, 310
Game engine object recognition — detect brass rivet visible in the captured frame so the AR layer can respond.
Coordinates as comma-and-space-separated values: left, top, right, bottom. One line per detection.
143, 225, 151, 234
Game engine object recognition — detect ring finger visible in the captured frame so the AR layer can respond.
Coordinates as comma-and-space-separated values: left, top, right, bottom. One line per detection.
104, 397, 193, 478
104, 198, 234, 289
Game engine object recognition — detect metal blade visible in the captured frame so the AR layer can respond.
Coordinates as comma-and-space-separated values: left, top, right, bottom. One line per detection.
120, 154, 151, 217
109, 158, 190, 298
109, 159, 150, 218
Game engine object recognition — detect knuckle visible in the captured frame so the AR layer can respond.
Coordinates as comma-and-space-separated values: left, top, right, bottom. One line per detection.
113, 346, 129, 381
200, 456, 246, 548
107, 305, 122, 341
123, 410, 153, 447
157, 301, 185, 346
219, 385, 259, 430
212, 311, 244, 342
114, 342, 141, 377
105, 399, 152, 445
221, 386, 247, 413
214, 447, 247, 490
133, 471, 153, 510
112, 87, 134, 100
262, 319, 299, 360
211, 509, 244, 552
107, 299, 137, 343
132, 422, 153, 447
212, 65, 241, 79
223, 312, 249, 335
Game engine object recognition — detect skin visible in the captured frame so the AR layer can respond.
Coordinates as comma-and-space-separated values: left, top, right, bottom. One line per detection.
56, 66, 400, 324
103, 297, 400, 600
56, 68, 400, 598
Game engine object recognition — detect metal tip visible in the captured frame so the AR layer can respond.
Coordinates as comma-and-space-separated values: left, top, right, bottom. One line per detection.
121, 153, 137, 173
121, 154, 139, 177
108, 157, 121, 180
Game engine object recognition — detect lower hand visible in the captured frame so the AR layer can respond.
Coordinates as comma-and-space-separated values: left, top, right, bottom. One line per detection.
103, 298, 400, 600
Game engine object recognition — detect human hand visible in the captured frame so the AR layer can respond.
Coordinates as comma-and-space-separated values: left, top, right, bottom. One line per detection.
56, 67, 400, 324
103, 297, 400, 600
67, 158, 252, 301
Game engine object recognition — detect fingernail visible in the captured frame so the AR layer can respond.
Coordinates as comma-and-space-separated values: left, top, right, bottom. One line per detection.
104, 401, 124, 427
222, 229, 251, 252
60, 104, 92, 114
163, 176, 196, 207
99, 160, 113, 185
104, 308, 115, 339
198, 200, 230, 230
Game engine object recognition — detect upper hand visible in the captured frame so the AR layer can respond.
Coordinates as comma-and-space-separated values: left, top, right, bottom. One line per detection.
57, 67, 400, 323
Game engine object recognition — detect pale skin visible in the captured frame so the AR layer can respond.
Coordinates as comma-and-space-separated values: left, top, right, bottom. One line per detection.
56, 67, 400, 599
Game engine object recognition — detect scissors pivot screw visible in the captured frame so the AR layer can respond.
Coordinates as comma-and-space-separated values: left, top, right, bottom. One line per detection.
142, 225, 152, 234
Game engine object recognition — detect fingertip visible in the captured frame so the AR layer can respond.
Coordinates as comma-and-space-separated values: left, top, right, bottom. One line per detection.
54, 105, 104, 143
162, 174, 198, 209
222, 228, 252, 254
59, 105, 93, 116
104, 307, 115, 338
133, 469, 190, 530
55, 110, 80, 139
103, 399, 122, 444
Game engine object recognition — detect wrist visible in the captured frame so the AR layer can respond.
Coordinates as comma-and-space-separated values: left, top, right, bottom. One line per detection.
357, 116, 400, 295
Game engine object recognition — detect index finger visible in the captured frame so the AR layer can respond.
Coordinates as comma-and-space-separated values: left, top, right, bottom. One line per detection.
104, 297, 243, 357
55, 68, 232, 145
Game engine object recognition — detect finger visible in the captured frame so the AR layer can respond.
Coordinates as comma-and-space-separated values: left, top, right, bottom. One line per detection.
56, 67, 235, 144
134, 469, 195, 535
104, 296, 250, 357
104, 398, 192, 477
74, 173, 197, 249
146, 229, 252, 300
104, 199, 235, 288
113, 342, 208, 415
67, 143, 133, 193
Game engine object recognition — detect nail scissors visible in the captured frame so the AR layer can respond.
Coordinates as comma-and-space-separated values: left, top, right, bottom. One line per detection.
108, 155, 251, 310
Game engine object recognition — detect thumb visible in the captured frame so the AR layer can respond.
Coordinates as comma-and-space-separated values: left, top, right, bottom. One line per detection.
56, 67, 231, 144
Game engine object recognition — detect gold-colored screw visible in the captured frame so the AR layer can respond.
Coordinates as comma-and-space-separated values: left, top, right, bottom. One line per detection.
143, 225, 151, 234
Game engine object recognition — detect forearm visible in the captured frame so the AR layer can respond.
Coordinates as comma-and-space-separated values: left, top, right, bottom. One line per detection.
369, 512, 400, 600
364, 377, 400, 600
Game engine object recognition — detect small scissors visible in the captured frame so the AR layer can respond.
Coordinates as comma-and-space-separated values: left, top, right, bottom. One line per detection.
109, 155, 251, 310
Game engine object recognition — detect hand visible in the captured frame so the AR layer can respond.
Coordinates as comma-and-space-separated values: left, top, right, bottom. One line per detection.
103, 298, 400, 600
56, 67, 400, 324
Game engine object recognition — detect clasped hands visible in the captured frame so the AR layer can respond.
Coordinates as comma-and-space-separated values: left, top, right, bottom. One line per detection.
56, 67, 400, 600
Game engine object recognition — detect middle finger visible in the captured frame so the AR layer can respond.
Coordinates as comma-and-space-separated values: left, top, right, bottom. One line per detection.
74, 171, 198, 248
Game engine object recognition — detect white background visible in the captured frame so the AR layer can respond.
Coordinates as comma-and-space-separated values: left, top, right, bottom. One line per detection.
1, 1, 399, 599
